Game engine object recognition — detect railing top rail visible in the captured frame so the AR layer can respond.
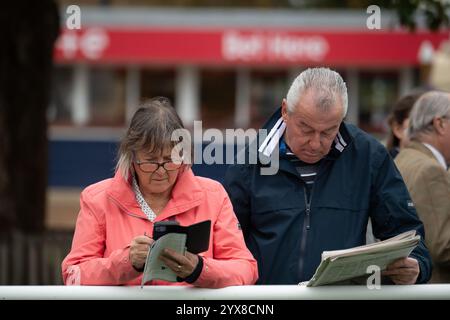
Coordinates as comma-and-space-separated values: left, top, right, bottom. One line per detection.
1, 285, 450, 300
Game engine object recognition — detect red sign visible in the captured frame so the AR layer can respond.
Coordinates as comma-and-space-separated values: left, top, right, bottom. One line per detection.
54, 26, 449, 67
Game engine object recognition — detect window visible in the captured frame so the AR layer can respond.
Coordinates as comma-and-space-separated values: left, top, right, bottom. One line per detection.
358, 71, 399, 135
140, 69, 176, 104
89, 67, 126, 126
48, 66, 74, 125
249, 70, 289, 129
200, 69, 236, 129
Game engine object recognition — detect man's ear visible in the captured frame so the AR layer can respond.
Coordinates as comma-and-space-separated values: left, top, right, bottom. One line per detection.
433, 117, 446, 135
281, 99, 288, 121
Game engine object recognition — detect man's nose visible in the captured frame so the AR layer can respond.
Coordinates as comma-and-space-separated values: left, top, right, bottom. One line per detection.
309, 133, 321, 150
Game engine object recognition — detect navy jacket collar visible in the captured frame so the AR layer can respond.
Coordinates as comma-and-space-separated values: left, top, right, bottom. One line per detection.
258, 107, 353, 162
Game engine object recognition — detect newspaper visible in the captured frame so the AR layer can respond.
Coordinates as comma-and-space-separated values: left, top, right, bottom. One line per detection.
301, 230, 420, 287
141, 233, 187, 287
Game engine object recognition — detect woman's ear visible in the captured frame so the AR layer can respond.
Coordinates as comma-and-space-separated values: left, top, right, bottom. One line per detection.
129, 164, 136, 179
392, 121, 405, 140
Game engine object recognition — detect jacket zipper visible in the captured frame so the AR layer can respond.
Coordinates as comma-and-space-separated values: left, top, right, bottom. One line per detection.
108, 195, 149, 221
298, 184, 313, 280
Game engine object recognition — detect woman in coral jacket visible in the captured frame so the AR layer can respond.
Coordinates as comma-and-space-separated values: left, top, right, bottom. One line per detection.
61, 97, 258, 287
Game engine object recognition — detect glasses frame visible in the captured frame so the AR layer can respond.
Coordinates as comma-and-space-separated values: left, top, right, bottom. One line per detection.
134, 159, 182, 173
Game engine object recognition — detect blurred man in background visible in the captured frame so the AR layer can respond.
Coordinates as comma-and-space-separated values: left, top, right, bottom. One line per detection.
395, 91, 450, 283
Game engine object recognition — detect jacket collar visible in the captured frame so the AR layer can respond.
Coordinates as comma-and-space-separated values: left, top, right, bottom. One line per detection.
405, 141, 448, 170
107, 168, 204, 221
257, 107, 352, 161
422, 143, 447, 170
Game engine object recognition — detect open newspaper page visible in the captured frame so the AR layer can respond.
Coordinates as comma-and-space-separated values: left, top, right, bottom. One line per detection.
141, 233, 187, 287
321, 230, 417, 260
301, 230, 420, 287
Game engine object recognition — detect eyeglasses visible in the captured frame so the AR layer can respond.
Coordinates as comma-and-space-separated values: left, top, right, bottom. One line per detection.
134, 160, 182, 173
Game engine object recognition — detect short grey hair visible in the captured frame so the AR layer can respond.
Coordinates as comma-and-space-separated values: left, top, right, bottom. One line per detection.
286, 67, 348, 117
408, 91, 450, 140
116, 97, 185, 179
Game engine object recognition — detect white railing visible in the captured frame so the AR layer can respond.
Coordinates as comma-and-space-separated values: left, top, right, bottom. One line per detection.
1, 284, 450, 300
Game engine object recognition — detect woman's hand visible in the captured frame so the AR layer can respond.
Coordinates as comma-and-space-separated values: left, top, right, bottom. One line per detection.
129, 235, 154, 271
159, 249, 199, 279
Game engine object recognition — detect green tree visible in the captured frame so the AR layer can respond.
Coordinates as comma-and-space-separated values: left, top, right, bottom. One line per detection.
394, 0, 450, 31
292, 0, 450, 31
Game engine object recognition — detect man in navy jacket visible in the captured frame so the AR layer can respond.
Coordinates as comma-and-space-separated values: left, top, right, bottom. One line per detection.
224, 67, 431, 285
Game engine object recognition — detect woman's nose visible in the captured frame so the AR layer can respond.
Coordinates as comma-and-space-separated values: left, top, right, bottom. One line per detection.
155, 165, 166, 175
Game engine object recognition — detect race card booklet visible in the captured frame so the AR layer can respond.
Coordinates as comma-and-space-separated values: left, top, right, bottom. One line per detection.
141, 220, 211, 286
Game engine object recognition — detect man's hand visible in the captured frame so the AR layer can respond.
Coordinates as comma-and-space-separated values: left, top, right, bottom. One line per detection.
382, 257, 419, 285
129, 235, 154, 271
159, 248, 199, 279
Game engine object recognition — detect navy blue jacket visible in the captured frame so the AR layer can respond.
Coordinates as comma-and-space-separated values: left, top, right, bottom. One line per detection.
224, 108, 432, 284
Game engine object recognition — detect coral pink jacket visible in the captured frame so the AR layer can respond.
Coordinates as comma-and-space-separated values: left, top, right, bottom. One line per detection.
61, 169, 258, 287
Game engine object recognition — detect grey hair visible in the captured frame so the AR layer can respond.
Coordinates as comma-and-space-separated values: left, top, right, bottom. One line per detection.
408, 91, 450, 140
286, 67, 348, 117
116, 97, 186, 179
